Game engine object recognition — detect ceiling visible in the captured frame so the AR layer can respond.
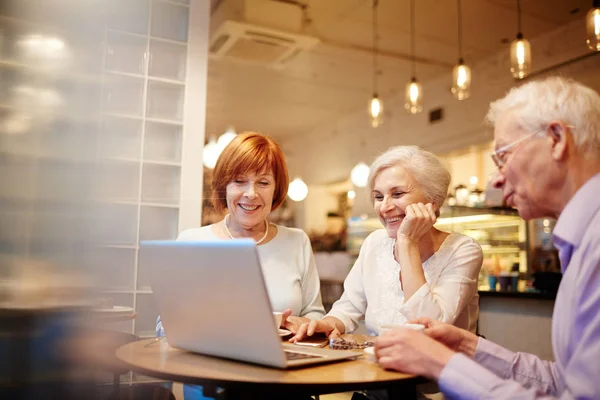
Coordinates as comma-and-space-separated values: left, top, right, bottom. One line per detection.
205, 0, 590, 144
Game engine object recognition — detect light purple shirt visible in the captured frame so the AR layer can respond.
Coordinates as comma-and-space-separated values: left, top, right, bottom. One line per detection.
438, 173, 600, 399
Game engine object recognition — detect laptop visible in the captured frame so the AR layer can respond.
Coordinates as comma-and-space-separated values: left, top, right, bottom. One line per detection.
140, 239, 359, 368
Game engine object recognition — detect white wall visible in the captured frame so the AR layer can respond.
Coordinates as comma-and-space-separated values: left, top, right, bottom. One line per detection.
179, 0, 211, 230
439, 141, 497, 191
300, 185, 340, 234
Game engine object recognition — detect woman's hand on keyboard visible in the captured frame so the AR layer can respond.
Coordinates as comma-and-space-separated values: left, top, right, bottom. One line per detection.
290, 316, 343, 342
281, 309, 310, 334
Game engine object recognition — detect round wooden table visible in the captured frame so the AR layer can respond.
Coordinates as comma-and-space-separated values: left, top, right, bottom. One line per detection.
116, 337, 425, 399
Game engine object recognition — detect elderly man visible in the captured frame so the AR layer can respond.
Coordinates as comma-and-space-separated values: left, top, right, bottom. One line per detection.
374, 77, 600, 399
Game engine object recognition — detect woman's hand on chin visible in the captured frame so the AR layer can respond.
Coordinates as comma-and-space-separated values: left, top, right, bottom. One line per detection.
396, 202, 437, 244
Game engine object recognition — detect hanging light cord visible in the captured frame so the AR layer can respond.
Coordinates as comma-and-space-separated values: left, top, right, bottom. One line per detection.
372, 0, 379, 94
516, 0, 522, 35
457, 0, 463, 62
410, 0, 416, 78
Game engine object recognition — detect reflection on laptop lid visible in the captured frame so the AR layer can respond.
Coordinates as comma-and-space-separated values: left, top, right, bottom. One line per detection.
140, 239, 358, 369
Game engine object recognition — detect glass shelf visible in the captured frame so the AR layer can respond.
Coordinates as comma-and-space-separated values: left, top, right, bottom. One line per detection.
139, 205, 179, 240
103, 73, 144, 116
141, 163, 180, 205
90, 246, 136, 291
150, 0, 189, 42
149, 39, 186, 81
107, 0, 149, 35
144, 121, 182, 163
100, 115, 143, 160
105, 31, 147, 75
146, 116, 183, 125
95, 160, 140, 203
146, 81, 184, 121
96, 203, 139, 246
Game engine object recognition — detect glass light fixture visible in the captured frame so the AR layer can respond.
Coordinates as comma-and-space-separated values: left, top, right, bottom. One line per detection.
510, 0, 531, 79
288, 177, 308, 202
405, 78, 423, 114
347, 190, 356, 200
405, 0, 422, 114
452, 60, 471, 100
451, 0, 471, 100
368, 0, 383, 127
350, 162, 370, 188
586, 0, 600, 51
202, 136, 219, 169
369, 94, 383, 127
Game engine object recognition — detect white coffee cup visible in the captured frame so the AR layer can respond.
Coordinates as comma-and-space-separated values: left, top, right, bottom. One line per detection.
272, 311, 283, 329
379, 323, 425, 334
363, 347, 376, 363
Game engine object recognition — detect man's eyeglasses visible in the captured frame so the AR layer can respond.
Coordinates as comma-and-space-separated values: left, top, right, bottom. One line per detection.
490, 129, 545, 169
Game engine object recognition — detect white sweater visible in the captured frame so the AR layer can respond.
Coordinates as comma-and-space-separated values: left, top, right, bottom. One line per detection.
177, 224, 326, 320
327, 230, 483, 335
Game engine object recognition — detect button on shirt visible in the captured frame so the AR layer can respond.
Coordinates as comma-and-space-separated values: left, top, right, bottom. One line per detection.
437, 173, 600, 399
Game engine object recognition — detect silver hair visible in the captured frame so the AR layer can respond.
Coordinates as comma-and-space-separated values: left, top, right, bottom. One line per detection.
367, 145, 451, 208
486, 77, 600, 155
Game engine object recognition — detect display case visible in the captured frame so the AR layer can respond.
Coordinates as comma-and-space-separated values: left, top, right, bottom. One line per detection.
436, 206, 529, 289
346, 215, 382, 258
346, 206, 529, 289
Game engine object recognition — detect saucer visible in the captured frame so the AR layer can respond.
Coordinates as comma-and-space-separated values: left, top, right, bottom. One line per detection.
278, 328, 292, 337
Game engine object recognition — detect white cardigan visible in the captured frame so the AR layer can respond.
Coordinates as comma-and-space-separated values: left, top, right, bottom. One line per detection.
177, 224, 326, 320
327, 230, 483, 335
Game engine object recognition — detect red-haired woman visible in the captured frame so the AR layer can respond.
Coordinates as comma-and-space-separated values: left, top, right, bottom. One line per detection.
157, 132, 325, 400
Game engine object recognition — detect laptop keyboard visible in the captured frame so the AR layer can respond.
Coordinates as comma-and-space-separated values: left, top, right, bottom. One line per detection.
284, 350, 324, 361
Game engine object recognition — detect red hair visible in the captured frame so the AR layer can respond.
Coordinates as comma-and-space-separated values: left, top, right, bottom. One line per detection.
211, 132, 289, 213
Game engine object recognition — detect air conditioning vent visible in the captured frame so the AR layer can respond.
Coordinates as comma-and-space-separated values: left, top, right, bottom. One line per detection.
208, 20, 319, 68
429, 107, 444, 123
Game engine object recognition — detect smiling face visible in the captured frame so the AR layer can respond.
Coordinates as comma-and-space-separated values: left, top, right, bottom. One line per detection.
372, 165, 429, 238
226, 169, 275, 230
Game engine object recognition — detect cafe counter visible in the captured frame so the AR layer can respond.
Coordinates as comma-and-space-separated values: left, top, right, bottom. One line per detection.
477, 288, 555, 361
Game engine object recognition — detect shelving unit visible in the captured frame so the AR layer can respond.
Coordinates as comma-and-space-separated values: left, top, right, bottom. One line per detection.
1, 0, 204, 388
96, 0, 191, 339
1, 0, 195, 338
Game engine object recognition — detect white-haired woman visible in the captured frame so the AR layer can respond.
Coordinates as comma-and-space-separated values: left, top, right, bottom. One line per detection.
292, 145, 483, 341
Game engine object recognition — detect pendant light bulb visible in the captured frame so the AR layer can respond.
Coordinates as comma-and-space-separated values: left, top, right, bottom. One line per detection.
288, 177, 308, 202
202, 137, 219, 169
369, 94, 383, 127
217, 127, 237, 152
452, 0, 470, 100
451, 60, 471, 100
350, 162, 370, 188
405, 78, 423, 114
405, 0, 422, 115
586, 2, 600, 51
368, 0, 383, 127
510, 33, 531, 79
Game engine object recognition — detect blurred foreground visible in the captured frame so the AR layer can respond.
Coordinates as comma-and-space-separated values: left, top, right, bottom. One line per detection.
0, 1, 158, 398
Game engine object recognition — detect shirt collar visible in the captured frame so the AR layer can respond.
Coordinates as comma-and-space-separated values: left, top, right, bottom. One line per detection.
553, 173, 600, 252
